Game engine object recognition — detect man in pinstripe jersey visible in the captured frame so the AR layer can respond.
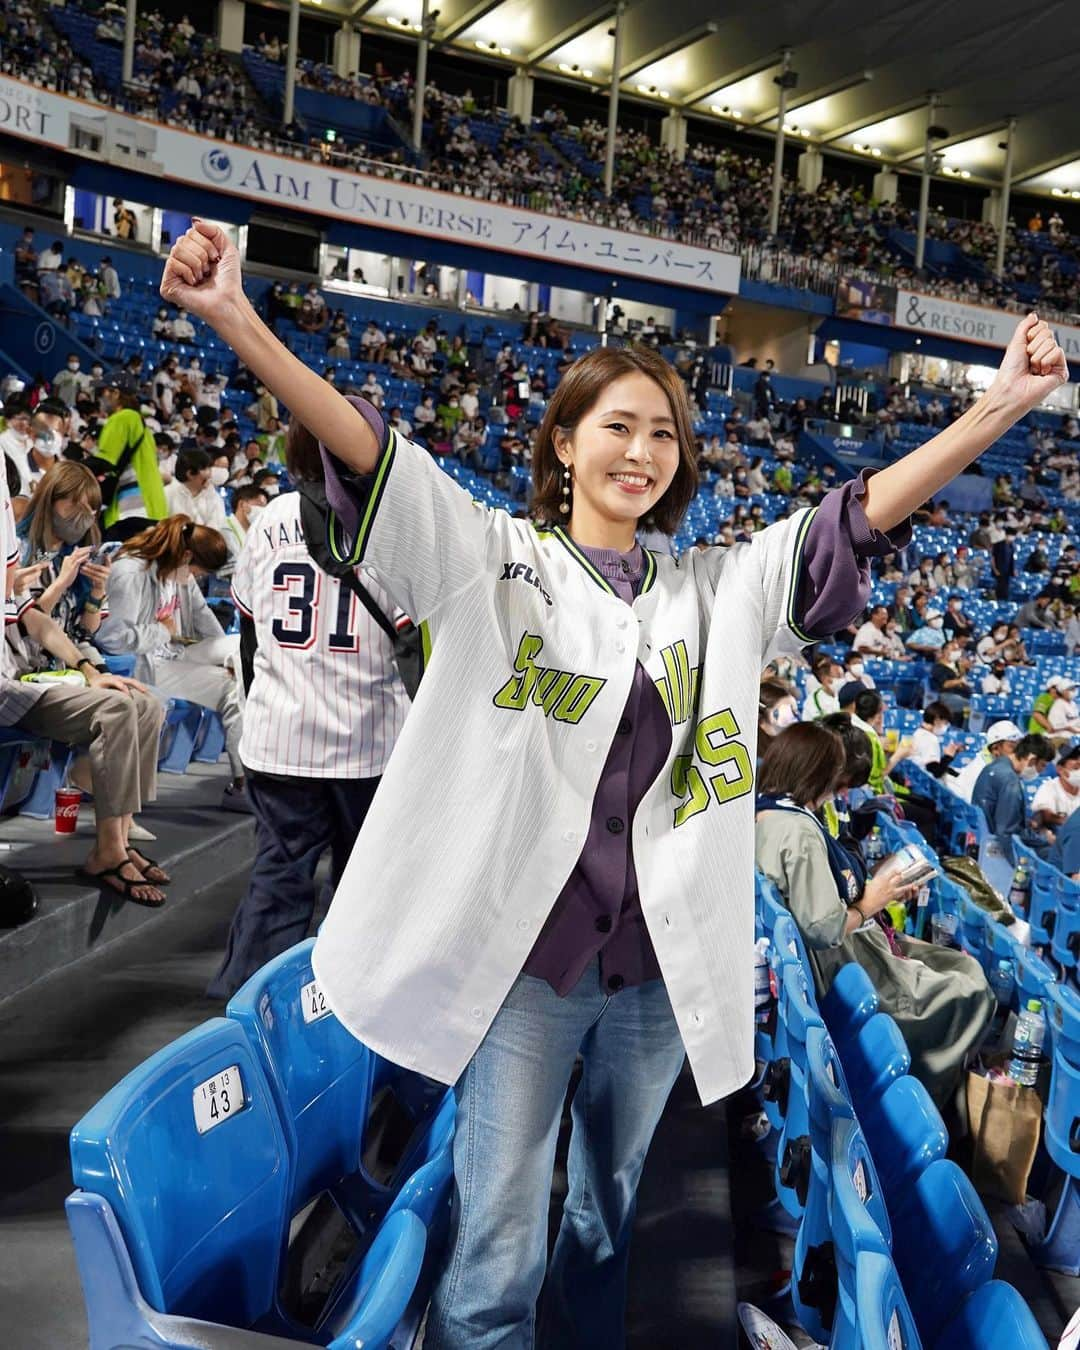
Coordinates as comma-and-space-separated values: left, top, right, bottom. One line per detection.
206, 414, 410, 998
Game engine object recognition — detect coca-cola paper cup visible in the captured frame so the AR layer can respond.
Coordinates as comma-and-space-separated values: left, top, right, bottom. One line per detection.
54, 787, 82, 835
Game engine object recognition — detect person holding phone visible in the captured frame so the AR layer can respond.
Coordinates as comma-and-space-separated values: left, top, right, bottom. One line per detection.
756, 721, 994, 1108
15, 462, 111, 642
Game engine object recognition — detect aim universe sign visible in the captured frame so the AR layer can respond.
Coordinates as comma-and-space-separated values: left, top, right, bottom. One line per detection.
0, 76, 740, 297
894, 288, 1080, 360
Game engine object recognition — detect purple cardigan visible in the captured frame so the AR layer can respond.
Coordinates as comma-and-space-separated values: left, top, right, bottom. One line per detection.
320, 406, 911, 997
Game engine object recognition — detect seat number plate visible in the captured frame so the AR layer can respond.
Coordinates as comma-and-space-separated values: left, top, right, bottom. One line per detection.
852, 1159, 868, 1202
301, 977, 331, 1024
193, 1064, 244, 1134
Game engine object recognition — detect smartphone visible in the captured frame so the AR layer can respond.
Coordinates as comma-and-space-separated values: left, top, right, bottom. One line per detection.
90, 541, 121, 564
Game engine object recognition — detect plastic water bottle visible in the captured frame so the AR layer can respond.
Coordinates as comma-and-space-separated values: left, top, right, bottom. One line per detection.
865, 827, 884, 864
964, 830, 980, 860
1007, 998, 1046, 1087
1009, 858, 1031, 919
989, 958, 1015, 1009
754, 937, 774, 1026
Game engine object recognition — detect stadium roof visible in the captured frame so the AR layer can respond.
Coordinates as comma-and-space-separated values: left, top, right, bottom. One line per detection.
302, 0, 1080, 195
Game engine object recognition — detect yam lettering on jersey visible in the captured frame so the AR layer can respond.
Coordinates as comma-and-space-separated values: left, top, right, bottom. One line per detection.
493, 631, 605, 724
261, 518, 306, 549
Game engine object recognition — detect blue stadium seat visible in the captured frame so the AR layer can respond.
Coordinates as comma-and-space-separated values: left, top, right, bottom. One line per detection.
890, 1159, 998, 1345
1032, 982, 1080, 1275
157, 698, 208, 774
821, 961, 879, 1050
227, 939, 454, 1240
774, 964, 822, 1219
67, 1018, 426, 1348
17, 738, 75, 820
934, 1280, 1049, 1349
192, 709, 227, 764
829, 1117, 892, 1350
863, 1074, 949, 1213
1050, 903, 1080, 982
841, 1013, 911, 1119
854, 1251, 923, 1350
793, 1026, 853, 1341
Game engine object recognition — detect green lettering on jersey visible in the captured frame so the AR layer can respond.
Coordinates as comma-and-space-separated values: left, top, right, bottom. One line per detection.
494, 632, 606, 724
670, 706, 754, 828
654, 640, 702, 726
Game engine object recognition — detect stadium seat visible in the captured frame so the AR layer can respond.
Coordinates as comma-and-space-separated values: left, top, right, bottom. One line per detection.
841, 1013, 911, 1120
67, 1018, 426, 1348
17, 739, 74, 820
226, 939, 454, 1238
192, 709, 228, 764
820, 961, 879, 1050
1032, 982, 1080, 1275
890, 1159, 998, 1345
854, 1250, 923, 1350
955, 893, 989, 968
829, 1117, 892, 1350
1050, 903, 1080, 982
774, 964, 822, 1219
933, 1279, 1049, 1349
157, 698, 209, 774
862, 1074, 949, 1213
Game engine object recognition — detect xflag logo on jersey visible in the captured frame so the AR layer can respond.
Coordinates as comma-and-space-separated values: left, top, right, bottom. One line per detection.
498, 561, 553, 606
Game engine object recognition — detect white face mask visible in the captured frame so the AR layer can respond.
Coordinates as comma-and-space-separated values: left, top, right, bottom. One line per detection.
1021, 764, 1041, 782
1067, 770, 1080, 789
34, 429, 63, 458
933, 723, 950, 738
210, 466, 229, 487
770, 702, 798, 729
263, 483, 279, 497
929, 617, 944, 629
849, 663, 864, 677
246, 505, 265, 528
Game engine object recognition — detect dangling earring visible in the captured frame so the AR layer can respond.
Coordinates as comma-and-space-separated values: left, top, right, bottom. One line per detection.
560, 463, 571, 515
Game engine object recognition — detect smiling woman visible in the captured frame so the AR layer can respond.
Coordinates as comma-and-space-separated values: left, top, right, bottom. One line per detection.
529, 346, 700, 542
159, 220, 1069, 1349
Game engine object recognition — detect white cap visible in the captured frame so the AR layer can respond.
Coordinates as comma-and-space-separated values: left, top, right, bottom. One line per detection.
1049, 675, 1077, 693
925, 610, 944, 621
985, 720, 1024, 747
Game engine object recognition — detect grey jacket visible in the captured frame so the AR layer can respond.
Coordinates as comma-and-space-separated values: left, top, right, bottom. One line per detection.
96, 557, 223, 683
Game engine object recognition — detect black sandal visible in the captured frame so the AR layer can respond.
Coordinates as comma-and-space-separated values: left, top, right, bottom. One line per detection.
126, 849, 172, 885
76, 864, 167, 908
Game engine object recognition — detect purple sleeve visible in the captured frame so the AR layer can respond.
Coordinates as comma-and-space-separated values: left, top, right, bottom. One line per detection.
317, 395, 388, 537
795, 469, 912, 639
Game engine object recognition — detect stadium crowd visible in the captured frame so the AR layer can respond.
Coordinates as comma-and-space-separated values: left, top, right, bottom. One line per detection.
6, 0, 1080, 325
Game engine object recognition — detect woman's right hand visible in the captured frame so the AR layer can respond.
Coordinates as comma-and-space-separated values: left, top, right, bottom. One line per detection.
160, 221, 244, 328
56, 547, 93, 593
859, 868, 920, 918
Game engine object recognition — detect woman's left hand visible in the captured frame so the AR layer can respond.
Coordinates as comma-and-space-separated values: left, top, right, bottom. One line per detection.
990, 313, 1068, 415
80, 560, 110, 595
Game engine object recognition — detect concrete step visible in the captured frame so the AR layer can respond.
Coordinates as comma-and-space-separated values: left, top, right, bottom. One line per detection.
0, 765, 255, 1004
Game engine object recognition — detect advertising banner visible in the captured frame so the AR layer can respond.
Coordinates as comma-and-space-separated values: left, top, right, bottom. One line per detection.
0, 76, 741, 295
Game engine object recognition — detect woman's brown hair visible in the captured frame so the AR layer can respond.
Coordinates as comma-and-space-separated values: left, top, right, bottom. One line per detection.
119, 515, 227, 577
25, 461, 102, 554
758, 721, 845, 807
531, 346, 699, 533
285, 416, 323, 482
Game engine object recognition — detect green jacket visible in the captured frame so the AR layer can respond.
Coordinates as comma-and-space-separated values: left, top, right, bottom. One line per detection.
96, 409, 167, 527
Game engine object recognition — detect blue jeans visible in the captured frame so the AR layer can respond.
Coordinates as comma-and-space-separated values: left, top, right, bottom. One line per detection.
424, 963, 686, 1350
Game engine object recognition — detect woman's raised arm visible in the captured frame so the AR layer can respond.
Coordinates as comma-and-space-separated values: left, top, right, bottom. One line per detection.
861, 313, 1068, 534
160, 221, 380, 474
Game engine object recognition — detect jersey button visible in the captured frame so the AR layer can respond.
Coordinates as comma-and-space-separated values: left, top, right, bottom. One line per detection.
607, 973, 625, 992
617, 717, 632, 735
615, 641, 626, 653
606, 816, 625, 835
595, 915, 613, 933
620, 560, 631, 574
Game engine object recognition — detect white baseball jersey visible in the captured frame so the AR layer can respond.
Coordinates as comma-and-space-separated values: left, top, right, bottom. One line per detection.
231, 490, 410, 779
312, 426, 823, 1107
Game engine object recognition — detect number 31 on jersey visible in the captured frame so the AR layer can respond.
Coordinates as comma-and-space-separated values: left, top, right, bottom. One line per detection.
271, 561, 362, 652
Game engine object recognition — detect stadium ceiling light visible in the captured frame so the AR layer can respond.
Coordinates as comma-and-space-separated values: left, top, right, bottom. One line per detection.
559, 62, 570, 71
1072, 190, 1080, 200
500, 46, 510, 54
582, 68, 593, 77
660, 89, 669, 98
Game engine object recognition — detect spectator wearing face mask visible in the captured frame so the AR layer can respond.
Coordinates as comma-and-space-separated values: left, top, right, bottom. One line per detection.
972, 733, 1055, 862
909, 701, 962, 777
15, 461, 110, 643
905, 608, 947, 657
842, 651, 874, 690
249, 383, 279, 431
164, 447, 227, 531
929, 640, 973, 722
220, 484, 268, 577
171, 309, 196, 343
990, 527, 1016, 601
53, 354, 90, 409
942, 595, 974, 641
981, 658, 1011, 696
0, 397, 35, 506
758, 677, 798, 741
97, 517, 247, 812
803, 655, 843, 720
152, 306, 173, 340
252, 468, 280, 500
1032, 742, 1080, 834
976, 621, 1011, 665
